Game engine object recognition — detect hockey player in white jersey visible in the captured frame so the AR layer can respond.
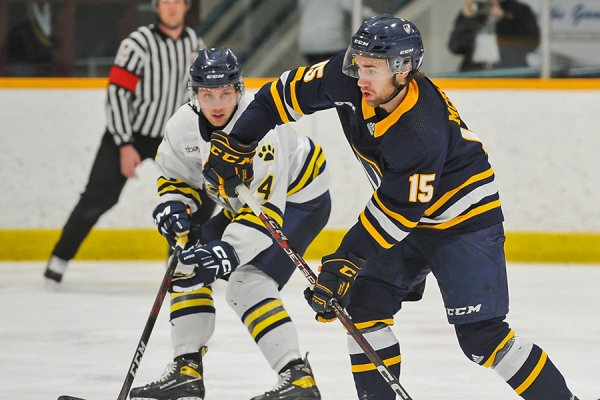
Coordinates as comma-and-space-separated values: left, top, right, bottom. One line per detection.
129, 48, 330, 400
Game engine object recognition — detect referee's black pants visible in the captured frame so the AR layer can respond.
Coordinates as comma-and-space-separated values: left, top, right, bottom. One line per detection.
52, 130, 214, 261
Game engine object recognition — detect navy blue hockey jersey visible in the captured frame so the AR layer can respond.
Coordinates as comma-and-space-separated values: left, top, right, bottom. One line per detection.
230, 53, 504, 260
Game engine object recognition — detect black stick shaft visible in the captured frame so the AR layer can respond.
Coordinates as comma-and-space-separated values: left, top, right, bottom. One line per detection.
235, 185, 412, 400
115, 236, 186, 400
58, 236, 187, 400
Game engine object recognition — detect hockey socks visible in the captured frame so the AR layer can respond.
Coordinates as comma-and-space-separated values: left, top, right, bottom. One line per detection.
347, 324, 401, 400
490, 335, 572, 400
169, 287, 215, 357
456, 319, 574, 400
226, 265, 302, 373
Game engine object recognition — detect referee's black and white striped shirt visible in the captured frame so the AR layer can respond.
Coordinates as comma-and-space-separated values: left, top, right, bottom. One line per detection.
106, 25, 204, 146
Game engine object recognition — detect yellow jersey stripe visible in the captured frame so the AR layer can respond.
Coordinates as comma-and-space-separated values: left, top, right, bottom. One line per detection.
515, 351, 548, 395
270, 81, 290, 123
373, 191, 419, 228
157, 184, 202, 204
157, 177, 202, 203
420, 199, 501, 230
483, 330, 515, 368
235, 206, 283, 227
352, 355, 402, 373
157, 176, 191, 188
424, 168, 495, 216
290, 67, 307, 115
287, 146, 322, 196
359, 211, 394, 249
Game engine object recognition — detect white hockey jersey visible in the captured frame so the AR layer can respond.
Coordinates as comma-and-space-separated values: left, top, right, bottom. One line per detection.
155, 95, 330, 266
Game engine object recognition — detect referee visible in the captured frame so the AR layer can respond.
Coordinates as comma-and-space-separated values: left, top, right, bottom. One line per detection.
44, 0, 215, 284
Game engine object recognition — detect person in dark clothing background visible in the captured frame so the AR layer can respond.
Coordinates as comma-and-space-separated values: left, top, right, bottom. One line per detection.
448, 0, 540, 71
6, 2, 54, 76
43, 0, 215, 285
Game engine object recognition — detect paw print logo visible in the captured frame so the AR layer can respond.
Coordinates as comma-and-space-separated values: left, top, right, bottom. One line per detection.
258, 142, 275, 161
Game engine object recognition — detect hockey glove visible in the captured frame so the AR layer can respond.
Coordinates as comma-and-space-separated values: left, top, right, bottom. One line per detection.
152, 201, 191, 247
202, 131, 257, 199
306, 252, 364, 322
177, 240, 240, 288
303, 288, 337, 323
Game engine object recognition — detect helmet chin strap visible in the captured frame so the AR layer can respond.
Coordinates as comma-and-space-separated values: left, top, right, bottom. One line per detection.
381, 71, 415, 106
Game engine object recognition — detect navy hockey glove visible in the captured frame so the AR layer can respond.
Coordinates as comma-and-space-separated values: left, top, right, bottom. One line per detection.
202, 131, 257, 199
178, 240, 240, 288
152, 201, 191, 247
306, 252, 364, 322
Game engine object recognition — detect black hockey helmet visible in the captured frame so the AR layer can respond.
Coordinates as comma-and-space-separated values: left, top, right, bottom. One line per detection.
342, 14, 424, 78
189, 47, 244, 93
152, 0, 191, 8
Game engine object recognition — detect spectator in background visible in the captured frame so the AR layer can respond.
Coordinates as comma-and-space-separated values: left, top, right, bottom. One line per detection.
6, 2, 54, 76
43, 0, 214, 285
448, 0, 540, 71
298, 0, 376, 65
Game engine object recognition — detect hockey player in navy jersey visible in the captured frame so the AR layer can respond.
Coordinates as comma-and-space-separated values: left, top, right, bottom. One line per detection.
202, 14, 581, 400
129, 48, 329, 400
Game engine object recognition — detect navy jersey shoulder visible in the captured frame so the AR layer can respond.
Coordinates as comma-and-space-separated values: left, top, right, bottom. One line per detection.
229, 53, 504, 260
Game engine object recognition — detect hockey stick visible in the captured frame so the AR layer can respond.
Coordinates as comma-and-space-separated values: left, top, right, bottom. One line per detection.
57, 234, 188, 400
235, 184, 413, 400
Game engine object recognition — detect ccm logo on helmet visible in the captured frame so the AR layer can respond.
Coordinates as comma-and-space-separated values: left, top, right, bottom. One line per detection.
207, 74, 225, 79
399, 48, 414, 55
353, 39, 369, 46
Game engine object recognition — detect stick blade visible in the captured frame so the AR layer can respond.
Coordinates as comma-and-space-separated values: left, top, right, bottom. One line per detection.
57, 396, 88, 400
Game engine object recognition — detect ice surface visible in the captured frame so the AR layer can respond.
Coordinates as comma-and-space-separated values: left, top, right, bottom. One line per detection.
1, 261, 598, 400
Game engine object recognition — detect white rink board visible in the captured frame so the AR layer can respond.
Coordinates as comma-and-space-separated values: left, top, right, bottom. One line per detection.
1, 88, 599, 232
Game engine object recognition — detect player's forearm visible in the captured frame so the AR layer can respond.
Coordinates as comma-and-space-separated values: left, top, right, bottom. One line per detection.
336, 222, 383, 262
230, 87, 283, 144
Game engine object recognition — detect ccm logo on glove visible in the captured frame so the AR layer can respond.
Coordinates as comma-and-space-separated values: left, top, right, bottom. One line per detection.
306, 252, 365, 320
181, 245, 234, 274
177, 240, 241, 289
